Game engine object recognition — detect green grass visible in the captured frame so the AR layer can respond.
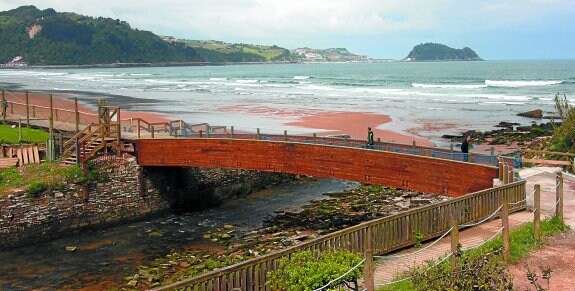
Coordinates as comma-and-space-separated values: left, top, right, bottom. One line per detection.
0, 124, 50, 144
0, 163, 84, 197
378, 216, 569, 290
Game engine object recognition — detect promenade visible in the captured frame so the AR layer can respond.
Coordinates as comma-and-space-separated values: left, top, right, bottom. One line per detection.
371, 166, 575, 288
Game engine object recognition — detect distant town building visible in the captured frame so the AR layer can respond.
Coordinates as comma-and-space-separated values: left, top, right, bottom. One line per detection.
3, 56, 28, 67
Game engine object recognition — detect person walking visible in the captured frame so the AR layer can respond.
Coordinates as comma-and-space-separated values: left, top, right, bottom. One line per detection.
367, 127, 374, 149
461, 135, 470, 162
1, 98, 8, 120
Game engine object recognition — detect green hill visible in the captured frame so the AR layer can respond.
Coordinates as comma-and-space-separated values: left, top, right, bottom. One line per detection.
0, 5, 205, 65
0, 5, 295, 65
405, 43, 483, 61
173, 39, 291, 62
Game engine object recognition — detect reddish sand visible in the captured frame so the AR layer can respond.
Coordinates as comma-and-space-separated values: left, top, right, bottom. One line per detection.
5, 92, 434, 146
219, 105, 434, 146
3, 92, 172, 123
286, 111, 434, 146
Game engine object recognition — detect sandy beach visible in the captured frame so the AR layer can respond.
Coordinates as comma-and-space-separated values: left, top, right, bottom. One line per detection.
286, 111, 435, 147
2, 91, 173, 124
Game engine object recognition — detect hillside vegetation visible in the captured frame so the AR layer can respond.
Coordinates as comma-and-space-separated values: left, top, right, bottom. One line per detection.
405, 43, 483, 61
0, 6, 292, 65
176, 39, 290, 62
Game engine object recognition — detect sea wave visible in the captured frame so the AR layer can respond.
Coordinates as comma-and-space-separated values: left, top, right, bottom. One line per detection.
236, 79, 259, 83
412, 83, 487, 89
293, 76, 311, 80
485, 80, 563, 87
209, 77, 228, 81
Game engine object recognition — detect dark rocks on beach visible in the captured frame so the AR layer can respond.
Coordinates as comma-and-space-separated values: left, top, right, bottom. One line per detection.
517, 109, 543, 119
494, 121, 520, 129
445, 121, 555, 147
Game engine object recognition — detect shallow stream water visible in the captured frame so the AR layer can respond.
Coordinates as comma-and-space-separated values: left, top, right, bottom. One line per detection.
0, 178, 357, 290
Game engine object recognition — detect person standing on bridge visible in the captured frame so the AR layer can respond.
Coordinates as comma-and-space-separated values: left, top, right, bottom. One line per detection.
461, 135, 471, 162
367, 127, 374, 149
1, 98, 7, 119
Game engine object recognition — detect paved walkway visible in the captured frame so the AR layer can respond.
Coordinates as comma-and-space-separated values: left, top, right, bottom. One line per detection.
371, 167, 575, 288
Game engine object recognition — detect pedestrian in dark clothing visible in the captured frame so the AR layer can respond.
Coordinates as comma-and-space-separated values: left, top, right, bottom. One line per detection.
367, 127, 374, 149
1, 99, 7, 118
461, 135, 470, 161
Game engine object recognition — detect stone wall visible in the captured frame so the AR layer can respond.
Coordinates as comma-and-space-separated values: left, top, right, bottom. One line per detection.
0, 157, 293, 249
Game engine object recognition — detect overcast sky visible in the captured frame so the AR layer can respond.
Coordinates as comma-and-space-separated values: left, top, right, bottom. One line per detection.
1, 0, 574, 60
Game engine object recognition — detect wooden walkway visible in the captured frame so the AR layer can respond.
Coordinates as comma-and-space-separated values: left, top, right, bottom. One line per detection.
371, 167, 575, 288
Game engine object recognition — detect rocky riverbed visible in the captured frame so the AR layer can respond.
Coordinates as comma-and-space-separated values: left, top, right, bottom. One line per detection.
131, 183, 449, 289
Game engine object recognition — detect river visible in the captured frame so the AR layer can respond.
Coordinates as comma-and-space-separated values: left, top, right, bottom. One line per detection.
0, 178, 357, 289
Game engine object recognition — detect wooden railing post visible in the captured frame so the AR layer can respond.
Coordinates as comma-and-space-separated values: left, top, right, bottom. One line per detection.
502, 199, 510, 263
490, 147, 495, 155
556, 172, 563, 221
137, 119, 141, 139
18, 119, 22, 142
534, 184, 541, 241
199, 130, 203, 138
49, 94, 54, 138
363, 227, 374, 291
256, 128, 260, 140
450, 218, 459, 274
75, 97, 79, 133
499, 162, 504, 181
32, 105, 36, 118
25, 90, 30, 127
425, 149, 430, 157
1, 89, 6, 122
412, 140, 416, 148
502, 164, 509, 184
313, 133, 317, 144
116, 107, 121, 143
468, 152, 473, 163
284, 130, 287, 141
231, 126, 234, 138
151, 126, 155, 139
174, 128, 179, 138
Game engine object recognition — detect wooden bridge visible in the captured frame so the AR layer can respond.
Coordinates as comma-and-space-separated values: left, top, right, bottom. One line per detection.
135, 138, 498, 197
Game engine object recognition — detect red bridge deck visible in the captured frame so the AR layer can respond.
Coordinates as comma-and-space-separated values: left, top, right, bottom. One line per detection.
135, 138, 498, 197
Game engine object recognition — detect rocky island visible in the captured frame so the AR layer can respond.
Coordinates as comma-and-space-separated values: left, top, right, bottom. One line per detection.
404, 42, 483, 61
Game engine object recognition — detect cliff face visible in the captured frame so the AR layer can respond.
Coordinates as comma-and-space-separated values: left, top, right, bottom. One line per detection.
405, 43, 483, 61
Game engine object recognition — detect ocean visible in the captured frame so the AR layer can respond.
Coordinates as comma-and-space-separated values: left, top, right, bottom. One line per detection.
1, 60, 573, 146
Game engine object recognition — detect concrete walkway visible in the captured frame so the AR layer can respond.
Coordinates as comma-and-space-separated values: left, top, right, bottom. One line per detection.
371, 167, 575, 288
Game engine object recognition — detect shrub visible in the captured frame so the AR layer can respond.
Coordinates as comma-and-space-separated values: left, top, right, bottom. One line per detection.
548, 93, 575, 153
26, 181, 48, 198
267, 249, 364, 290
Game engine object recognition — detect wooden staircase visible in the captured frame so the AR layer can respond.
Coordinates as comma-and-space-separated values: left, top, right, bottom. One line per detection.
60, 104, 121, 166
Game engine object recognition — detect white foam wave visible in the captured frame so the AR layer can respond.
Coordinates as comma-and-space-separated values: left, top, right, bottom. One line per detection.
236, 79, 259, 83
294, 76, 310, 80
129, 73, 152, 76
481, 101, 526, 105
473, 94, 530, 101
412, 83, 487, 89
485, 80, 563, 87
209, 77, 228, 81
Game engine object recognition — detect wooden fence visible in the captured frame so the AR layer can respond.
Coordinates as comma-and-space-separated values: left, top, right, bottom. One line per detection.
156, 180, 526, 290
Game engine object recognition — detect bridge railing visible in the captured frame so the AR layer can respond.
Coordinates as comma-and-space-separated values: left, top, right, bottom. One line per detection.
177, 126, 500, 167
155, 180, 526, 290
